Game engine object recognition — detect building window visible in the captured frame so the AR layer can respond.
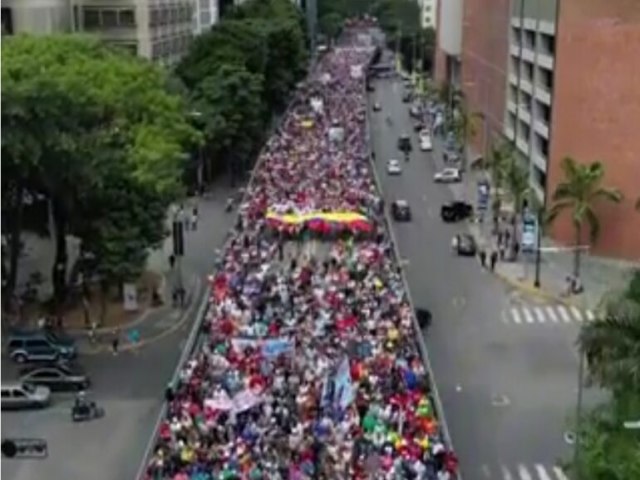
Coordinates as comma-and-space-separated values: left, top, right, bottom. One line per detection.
522, 61, 534, 83
101, 9, 118, 28
536, 101, 550, 123
538, 67, 553, 91
508, 112, 517, 132
510, 55, 519, 75
509, 85, 518, 104
119, 9, 136, 26
150, 8, 159, 26
83, 8, 100, 29
2, 7, 14, 35
540, 33, 555, 56
521, 92, 533, 113
511, 26, 520, 47
533, 165, 547, 187
535, 134, 549, 157
524, 29, 535, 49
519, 121, 530, 142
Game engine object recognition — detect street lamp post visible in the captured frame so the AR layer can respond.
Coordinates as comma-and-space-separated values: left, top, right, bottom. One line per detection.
189, 110, 204, 192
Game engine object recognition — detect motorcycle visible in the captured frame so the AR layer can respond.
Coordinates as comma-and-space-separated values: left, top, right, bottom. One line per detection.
225, 197, 234, 213
71, 400, 105, 422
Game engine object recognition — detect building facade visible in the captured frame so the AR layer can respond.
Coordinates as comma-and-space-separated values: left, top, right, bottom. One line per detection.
2, 0, 73, 35
192, 0, 218, 35
434, 0, 640, 260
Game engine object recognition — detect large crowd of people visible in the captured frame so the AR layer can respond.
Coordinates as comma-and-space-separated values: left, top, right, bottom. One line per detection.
144, 28, 458, 480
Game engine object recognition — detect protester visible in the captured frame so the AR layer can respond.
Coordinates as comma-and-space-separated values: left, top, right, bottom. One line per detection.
145, 25, 456, 480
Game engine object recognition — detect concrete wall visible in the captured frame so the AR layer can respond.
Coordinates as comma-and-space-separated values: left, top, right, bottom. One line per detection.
548, 0, 640, 260
460, 0, 511, 158
437, 0, 462, 56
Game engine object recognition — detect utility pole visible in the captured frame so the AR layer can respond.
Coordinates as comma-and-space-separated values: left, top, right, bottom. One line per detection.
305, 0, 317, 58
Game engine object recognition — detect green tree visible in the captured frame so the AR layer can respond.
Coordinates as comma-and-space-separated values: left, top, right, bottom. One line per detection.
2, 35, 197, 307
547, 158, 623, 278
319, 12, 344, 41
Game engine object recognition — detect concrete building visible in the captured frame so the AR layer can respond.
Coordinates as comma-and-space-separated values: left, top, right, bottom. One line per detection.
2, 0, 73, 35
419, 0, 437, 29
433, 0, 462, 88
434, 0, 640, 261
193, 0, 218, 35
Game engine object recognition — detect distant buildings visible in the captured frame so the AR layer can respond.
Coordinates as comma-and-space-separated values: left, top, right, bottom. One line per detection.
434, 0, 640, 261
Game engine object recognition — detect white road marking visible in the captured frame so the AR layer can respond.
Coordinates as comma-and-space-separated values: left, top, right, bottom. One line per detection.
570, 306, 584, 322
558, 306, 572, 323
546, 306, 559, 323
511, 308, 522, 324
522, 307, 535, 324
534, 307, 546, 323
480, 464, 491, 478
553, 466, 570, 480
585, 310, 595, 321
517, 464, 533, 480
535, 464, 553, 480
501, 465, 513, 480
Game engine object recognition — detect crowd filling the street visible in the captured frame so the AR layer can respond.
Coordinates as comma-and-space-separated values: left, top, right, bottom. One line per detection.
144, 28, 457, 480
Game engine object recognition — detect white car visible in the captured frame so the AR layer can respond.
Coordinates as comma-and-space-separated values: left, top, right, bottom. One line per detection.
434, 168, 462, 183
387, 159, 402, 175
420, 134, 433, 152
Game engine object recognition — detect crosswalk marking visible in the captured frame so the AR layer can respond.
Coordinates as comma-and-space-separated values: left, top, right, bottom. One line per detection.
558, 306, 572, 323
504, 304, 594, 326
553, 466, 570, 480
512, 308, 522, 324
483, 464, 570, 480
518, 465, 533, 480
535, 464, 552, 480
570, 305, 584, 322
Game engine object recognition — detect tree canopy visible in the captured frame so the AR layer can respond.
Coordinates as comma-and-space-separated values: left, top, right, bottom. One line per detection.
177, 0, 308, 183
1, 34, 198, 305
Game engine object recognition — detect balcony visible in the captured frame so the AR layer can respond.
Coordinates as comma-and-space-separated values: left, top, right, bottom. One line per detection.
520, 78, 533, 94
509, 71, 519, 86
537, 52, 554, 70
507, 101, 518, 113
510, 43, 521, 57
530, 178, 545, 203
521, 47, 535, 63
533, 119, 549, 139
504, 124, 515, 140
516, 137, 529, 154
535, 87, 552, 105
532, 149, 547, 172
518, 108, 532, 124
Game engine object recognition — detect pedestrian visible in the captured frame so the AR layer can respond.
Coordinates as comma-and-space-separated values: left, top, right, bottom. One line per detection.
490, 250, 498, 271
111, 328, 120, 355
504, 229, 511, 246
513, 241, 520, 259
451, 235, 458, 252
169, 254, 175, 269
191, 205, 199, 231
479, 249, 487, 268
497, 231, 503, 246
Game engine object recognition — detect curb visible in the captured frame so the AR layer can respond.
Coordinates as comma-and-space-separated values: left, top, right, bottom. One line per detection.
78, 276, 202, 355
492, 269, 584, 309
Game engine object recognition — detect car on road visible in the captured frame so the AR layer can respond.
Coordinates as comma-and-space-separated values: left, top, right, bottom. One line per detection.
419, 133, 433, 152
416, 308, 432, 329
441, 201, 473, 222
434, 168, 462, 183
455, 233, 477, 256
386, 159, 402, 175
402, 92, 412, 103
1, 382, 51, 410
413, 121, 425, 132
7, 330, 77, 364
19, 362, 90, 392
397, 134, 412, 153
409, 105, 421, 118
391, 200, 412, 222
373, 102, 382, 112
366, 83, 375, 92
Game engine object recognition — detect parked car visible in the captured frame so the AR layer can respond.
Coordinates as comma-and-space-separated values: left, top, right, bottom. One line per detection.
386, 159, 402, 175
402, 92, 412, 103
413, 121, 425, 132
409, 105, 421, 118
397, 134, 412, 153
416, 308, 432, 329
1, 382, 51, 410
19, 362, 90, 392
434, 168, 462, 183
373, 102, 382, 112
391, 200, 412, 222
441, 201, 473, 222
455, 233, 477, 256
7, 331, 77, 364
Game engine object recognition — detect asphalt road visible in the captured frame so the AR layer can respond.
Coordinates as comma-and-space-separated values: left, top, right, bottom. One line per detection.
1, 189, 235, 480
368, 75, 600, 479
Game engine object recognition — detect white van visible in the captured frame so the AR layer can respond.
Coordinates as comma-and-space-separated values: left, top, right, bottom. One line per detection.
1, 382, 51, 410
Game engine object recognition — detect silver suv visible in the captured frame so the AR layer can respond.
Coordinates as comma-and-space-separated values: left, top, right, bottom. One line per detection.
1, 382, 51, 410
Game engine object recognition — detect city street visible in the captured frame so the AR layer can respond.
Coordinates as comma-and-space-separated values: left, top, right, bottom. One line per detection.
368, 75, 602, 479
1, 188, 235, 480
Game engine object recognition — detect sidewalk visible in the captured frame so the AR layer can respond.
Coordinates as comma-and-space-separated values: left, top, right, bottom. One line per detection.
431, 133, 638, 310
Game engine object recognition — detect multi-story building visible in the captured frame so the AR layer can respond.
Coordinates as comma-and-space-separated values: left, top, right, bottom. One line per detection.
419, 0, 437, 29
73, 0, 194, 64
2, 0, 73, 35
193, 0, 218, 35
435, 0, 640, 261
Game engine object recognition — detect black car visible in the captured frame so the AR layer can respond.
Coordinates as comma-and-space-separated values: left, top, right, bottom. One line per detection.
413, 121, 425, 132
441, 201, 473, 222
416, 308, 432, 329
391, 200, 412, 222
19, 362, 90, 392
402, 92, 412, 103
397, 134, 412, 153
456, 233, 477, 256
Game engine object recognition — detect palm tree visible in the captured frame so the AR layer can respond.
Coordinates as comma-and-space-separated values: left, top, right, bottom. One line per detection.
579, 283, 640, 395
547, 157, 623, 278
